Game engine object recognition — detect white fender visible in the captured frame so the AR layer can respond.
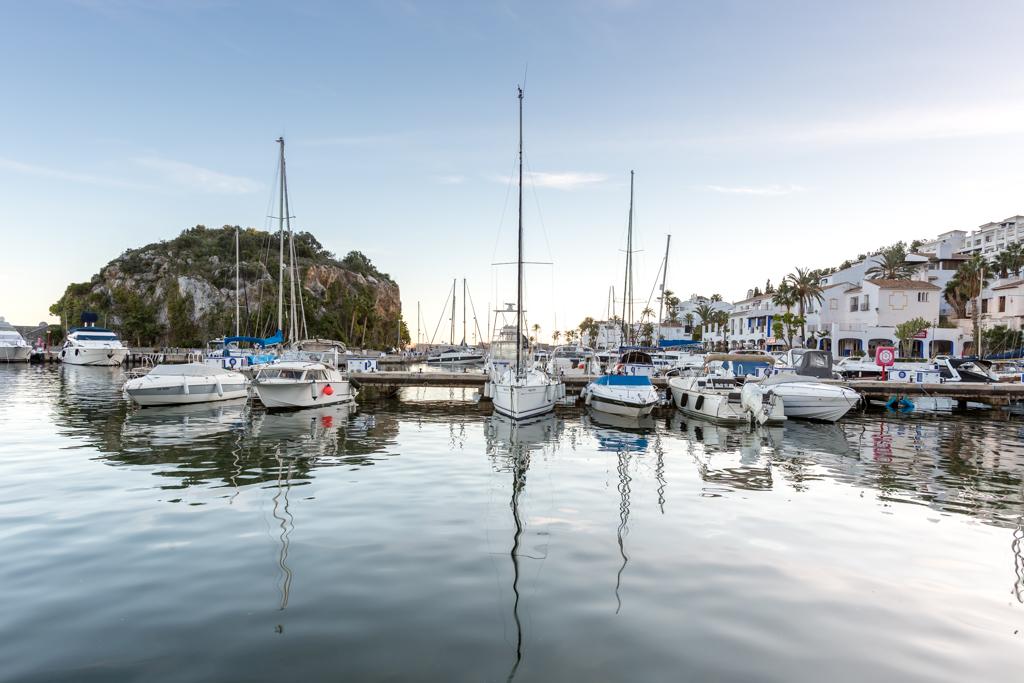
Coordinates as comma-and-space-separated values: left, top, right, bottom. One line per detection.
182, 375, 189, 396
215, 376, 224, 397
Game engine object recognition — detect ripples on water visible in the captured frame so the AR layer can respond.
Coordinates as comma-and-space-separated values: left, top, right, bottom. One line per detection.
0, 365, 1021, 682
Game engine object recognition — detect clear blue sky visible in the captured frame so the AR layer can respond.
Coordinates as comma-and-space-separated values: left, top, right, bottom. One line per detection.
4, 1, 1024, 341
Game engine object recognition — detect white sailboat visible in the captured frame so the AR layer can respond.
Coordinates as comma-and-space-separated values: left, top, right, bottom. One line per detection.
250, 138, 356, 410
488, 86, 564, 421
0, 317, 31, 362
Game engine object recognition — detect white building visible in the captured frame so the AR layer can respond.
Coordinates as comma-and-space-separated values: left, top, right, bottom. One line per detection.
959, 215, 1024, 256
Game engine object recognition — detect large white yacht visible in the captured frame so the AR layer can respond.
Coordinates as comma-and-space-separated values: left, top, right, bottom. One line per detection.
59, 316, 128, 366
485, 87, 564, 420
0, 317, 31, 362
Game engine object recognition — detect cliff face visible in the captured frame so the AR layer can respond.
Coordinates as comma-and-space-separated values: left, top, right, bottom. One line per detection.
51, 225, 407, 348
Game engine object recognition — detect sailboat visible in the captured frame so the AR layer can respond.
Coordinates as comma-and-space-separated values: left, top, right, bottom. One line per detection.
251, 137, 356, 410
488, 87, 564, 421
426, 278, 485, 364
584, 172, 659, 417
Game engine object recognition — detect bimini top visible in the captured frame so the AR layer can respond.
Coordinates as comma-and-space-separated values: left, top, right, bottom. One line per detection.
594, 375, 652, 386
619, 350, 654, 365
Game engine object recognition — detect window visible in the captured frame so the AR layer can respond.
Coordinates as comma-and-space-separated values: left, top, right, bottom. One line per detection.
917, 292, 929, 303
860, 295, 870, 311
849, 296, 859, 312
830, 298, 838, 311
999, 296, 1007, 313
982, 298, 989, 313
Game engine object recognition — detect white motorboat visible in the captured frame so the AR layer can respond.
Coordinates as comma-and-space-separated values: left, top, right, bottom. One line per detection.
0, 317, 31, 362
582, 374, 660, 418
613, 348, 658, 376
546, 345, 601, 377
427, 346, 485, 365
668, 353, 785, 425
670, 373, 785, 424
742, 350, 860, 422
485, 86, 564, 420
59, 317, 129, 366
252, 343, 356, 411
989, 360, 1023, 382
124, 363, 250, 407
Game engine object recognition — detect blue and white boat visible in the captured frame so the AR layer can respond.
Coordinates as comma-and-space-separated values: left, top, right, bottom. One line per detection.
582, 374, 660, 418
59, 314, 129, 366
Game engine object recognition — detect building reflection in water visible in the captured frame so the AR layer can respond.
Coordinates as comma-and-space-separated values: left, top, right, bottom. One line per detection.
484, 413, 562, 683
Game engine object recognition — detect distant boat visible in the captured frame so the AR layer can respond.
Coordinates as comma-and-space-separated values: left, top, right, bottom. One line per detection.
124, 363, 249, 407
0, 317, 31, 362
427, 346, 485, 365
487, 87, 564, 420
59, 313, 128, 366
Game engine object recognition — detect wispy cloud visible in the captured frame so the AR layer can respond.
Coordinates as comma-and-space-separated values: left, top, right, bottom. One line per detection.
435, 174, 466, 185
134, 157, 261, 194
495, 171, 608, 190
700, 184, 806, 196
0, 157, 151, 190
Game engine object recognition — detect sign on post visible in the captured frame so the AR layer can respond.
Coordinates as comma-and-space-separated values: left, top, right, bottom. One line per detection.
875, 346, 896, 380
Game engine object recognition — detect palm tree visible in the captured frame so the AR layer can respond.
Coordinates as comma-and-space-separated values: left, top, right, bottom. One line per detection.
684, 312, 694, 332
992, 244, 1024, 279
771, 280, 796, 312
785, 267, 824, 343
551, 330, 561, 345
865, 244, 917, 280
709, 293, 723, 302
694, 302, 716, 344
531, 323, 541, 344
565, 329, 577, 345
641, 306, 655, 322
954, 254, 990, 355
713, 309, 731, 347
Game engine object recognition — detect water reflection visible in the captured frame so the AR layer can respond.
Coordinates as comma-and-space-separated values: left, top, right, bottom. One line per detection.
484, 414, 561, 682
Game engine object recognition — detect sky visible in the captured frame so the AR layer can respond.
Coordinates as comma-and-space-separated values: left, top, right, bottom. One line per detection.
3, 0, 1024, 342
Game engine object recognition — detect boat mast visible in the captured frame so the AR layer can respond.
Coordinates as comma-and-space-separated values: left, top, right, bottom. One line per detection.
657, 234, 671, 345
235, 226, 240, 338
276, 137, 286, 337
451, 278, 456, 346
516, 85, 524, 375
416, 301, 421, 346
283, 151, 299, 343
621, 170, 635, 346
462, 278, 467, 346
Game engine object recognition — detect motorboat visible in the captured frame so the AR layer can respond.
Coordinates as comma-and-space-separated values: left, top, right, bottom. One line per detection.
582, 374, 660, 418
123, 363, 250, 407
427, 346, 485, 365
671, 356, 782, 423
0, 317, 31, 362
989, 360, 1023, 382
613, 348, 658, 376
485, 87, 564, 420
741, 350, 859, 422
834, 355, 883, 378
252, 341, 356, 410
546, 345, 600, 377
59, 316, 129, 366
205, 334, 280, 371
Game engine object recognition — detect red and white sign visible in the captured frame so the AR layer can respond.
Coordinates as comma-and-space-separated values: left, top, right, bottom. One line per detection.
912, 330, 928, 339
875, 346, 896, 367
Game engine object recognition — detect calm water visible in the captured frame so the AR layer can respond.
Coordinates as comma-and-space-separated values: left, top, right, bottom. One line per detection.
1, 365, 1022, 682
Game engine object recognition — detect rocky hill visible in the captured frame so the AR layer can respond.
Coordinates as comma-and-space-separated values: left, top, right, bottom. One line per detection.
50, 225, 408, 348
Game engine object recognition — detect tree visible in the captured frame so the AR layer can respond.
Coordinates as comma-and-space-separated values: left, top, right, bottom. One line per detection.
771, 312, 805, 350
552, 330, 561, 345
785, 267, 824, 344
709, 293, 723, 302
865, 243, 918, 280
771, 280, 797, 313
894, 317, 931, 357
640, 322, 655, 346
641, 306, 655, 322
765, 279, 774, 295
950, 254, 990, 354
909, 239, 924, 253
992, 244, 1024, 279
684, 312, 694, 331
531, 323, 541, 343
983, 325, 1024, 355
577, 316, 599, 347
713, 309, 731, 348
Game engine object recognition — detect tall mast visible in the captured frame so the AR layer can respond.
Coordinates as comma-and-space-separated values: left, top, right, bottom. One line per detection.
451, 278, 456, 345
462, 278, 467, 346
621, 170, 634, 346
416, 301, 421, 345
657, 234, 671, 344
516, 86, 525, 374
276, 138, 285, 336
235, 226, 240, 338
283, 153, 298, 343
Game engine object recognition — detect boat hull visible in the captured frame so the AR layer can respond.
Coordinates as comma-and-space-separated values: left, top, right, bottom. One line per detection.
0, 345, 31, 362
492, 383, 557, 420
669, 378, 785, 425
255, 380, 355, 410
127, 384, 250, 407
757, 381, 859, 422
584, 384, 659, 419
60, 346, 128, 366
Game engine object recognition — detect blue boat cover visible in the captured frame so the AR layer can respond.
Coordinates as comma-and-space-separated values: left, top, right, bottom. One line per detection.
658, 339, 702, 348
223, 330, 283, 348
594, 375, 652, 386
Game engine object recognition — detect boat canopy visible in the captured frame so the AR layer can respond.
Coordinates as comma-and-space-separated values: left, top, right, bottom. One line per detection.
593, 375, 652, 386
705, 353, 775, 364
658, 339, 702, 348
148, 363, 236, 377
224, 330, 283, 348
793, 350, 834, 379
619, 350, 654, 365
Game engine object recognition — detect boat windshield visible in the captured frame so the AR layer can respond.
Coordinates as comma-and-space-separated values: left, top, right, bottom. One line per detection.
258, 368, 306, 380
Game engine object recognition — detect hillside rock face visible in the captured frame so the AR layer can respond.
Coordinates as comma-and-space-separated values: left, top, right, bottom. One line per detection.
50, 225, 406, 348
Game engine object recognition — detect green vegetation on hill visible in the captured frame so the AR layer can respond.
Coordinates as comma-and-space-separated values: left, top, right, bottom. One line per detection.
50, 225, 408, 348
